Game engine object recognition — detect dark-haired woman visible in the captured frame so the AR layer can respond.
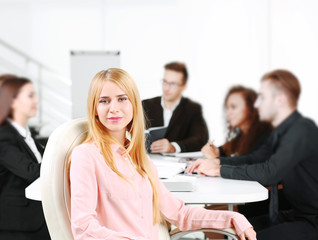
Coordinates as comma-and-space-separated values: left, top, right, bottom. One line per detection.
202, 85, 290, 232
0, 75, 50, 239
200, 86, 273, 239
202, 85, 272, 159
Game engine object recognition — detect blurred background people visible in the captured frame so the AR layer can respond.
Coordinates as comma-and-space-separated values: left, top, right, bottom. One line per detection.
142, 61, 209, 153
0, 75, 50, 240
202, 85, 272, 159
202, 85, 272, 239
187, 69, 318, 240
201, 85, 291, 220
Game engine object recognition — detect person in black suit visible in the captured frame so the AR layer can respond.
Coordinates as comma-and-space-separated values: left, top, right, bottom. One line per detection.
187, 69, 318, 240
0, 75, 50, 239
142, 62, 209, 153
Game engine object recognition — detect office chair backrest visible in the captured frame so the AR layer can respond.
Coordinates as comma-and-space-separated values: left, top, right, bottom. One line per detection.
41, 118, 88, 240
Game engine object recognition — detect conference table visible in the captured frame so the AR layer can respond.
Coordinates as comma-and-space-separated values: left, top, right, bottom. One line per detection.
168, 176, 268, 210
150, 153, 268, 210
26, 154, 268, 211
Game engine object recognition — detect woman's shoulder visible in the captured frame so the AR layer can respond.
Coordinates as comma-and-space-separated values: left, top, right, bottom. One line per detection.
0, 121, 12, 131
258, 122, 273, 138
73, 142, 98, 155
247, 123, 272, 152
0, 122, 18, 141
70, 142, 102, 169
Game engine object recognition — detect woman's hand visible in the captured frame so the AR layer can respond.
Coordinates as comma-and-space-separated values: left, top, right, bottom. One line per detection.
239, 227, 257, 240
201, 140, 220, 158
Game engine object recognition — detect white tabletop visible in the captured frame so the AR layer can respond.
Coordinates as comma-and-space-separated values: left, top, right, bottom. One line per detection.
26, 174, 268, 206
169, 175, 268, 205
26, 175, 267, 213
26, 154, 268, 205
149, 154, 268, 206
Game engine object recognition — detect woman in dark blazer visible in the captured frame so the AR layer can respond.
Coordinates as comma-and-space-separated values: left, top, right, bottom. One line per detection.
0, 75, 50, 239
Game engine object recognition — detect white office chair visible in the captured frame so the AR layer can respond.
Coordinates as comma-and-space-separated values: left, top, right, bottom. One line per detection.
40, 118, 238, 240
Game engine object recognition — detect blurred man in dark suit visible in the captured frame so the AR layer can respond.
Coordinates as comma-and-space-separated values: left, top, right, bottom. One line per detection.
142, 62, 208, 153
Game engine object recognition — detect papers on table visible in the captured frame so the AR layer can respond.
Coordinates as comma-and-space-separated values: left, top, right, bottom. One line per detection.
150, 154, 198, 192
151, 156, 186, 179
155, 165, 185, 179
150, 151, 204, 179
161, 175, 196, 192
161, 151, 204, 159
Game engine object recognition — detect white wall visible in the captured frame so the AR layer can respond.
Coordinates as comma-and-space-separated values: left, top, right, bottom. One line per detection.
102, 0, 270, 144
270, 0, 318, 128
0, 0, 317, 144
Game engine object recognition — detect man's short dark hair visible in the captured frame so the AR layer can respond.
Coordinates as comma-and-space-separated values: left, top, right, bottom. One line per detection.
164, 62, 188, 84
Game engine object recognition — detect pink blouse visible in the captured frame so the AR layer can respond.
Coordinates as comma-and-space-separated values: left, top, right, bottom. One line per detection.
70, 143, 252, 240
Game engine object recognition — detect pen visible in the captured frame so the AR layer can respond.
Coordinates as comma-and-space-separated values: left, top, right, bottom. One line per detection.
209, 139, 215, 147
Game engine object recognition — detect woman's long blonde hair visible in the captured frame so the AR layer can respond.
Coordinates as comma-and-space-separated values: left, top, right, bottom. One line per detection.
85, 68, 160, 224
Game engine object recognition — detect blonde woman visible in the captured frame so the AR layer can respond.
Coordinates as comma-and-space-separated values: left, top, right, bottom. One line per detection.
69, 68, 256, 240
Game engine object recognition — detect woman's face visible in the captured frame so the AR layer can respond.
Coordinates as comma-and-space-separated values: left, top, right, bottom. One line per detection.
96, 80, 133, 139
11, 83, 38, 120
226, 93, 248, 128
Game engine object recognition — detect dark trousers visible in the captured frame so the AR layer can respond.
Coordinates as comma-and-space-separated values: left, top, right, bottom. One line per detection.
238, 188, 291, 219
249, 212, 318, 240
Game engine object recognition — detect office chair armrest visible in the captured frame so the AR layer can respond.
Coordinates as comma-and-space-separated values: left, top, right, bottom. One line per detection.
169, 227, 238, 240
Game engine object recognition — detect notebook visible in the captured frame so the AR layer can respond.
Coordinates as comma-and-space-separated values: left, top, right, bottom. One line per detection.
152, 159, 186, 179
145, 126, 167, 152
